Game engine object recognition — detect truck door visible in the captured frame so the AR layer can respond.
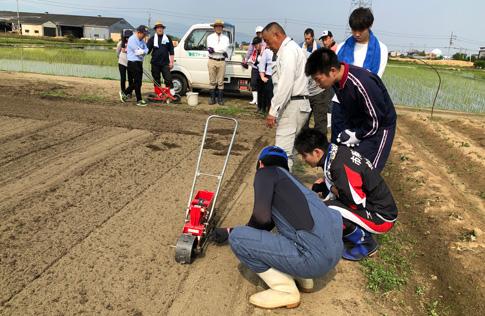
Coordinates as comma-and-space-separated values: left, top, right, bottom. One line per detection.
181, 27, 234, 87
224, 24, 235, 58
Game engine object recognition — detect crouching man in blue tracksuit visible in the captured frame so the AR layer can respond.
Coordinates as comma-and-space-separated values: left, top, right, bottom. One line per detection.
306, 48, 396, 172
212, 146, 343, 309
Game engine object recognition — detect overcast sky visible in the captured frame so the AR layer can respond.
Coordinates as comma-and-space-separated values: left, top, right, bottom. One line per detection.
3, 0, 484, 54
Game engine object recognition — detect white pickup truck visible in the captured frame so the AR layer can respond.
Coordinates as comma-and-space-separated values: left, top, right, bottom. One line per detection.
170, 23, 252, 96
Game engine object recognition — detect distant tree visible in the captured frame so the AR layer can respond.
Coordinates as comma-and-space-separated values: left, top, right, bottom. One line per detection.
452, 52, 468, 61
474, 59, 485, 69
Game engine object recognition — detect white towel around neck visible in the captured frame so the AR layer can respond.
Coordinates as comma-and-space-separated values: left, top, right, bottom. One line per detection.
154, 33, 170, 48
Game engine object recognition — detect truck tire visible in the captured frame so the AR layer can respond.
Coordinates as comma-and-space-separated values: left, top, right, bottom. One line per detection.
171, 73, 188, 96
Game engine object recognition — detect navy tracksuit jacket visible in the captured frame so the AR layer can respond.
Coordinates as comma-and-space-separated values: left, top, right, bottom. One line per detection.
333, 63, 397, 171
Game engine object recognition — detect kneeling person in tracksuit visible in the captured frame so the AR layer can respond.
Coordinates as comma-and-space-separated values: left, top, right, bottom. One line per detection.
212, 146, 343, 309
306, 48, 397, 172
295, 128, 398, 261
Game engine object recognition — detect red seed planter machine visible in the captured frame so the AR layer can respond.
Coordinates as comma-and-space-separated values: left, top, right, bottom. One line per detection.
175, 115, 238, 264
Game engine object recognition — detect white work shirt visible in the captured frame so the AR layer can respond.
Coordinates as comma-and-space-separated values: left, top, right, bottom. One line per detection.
269, 37, 309, 118
207, 32, 230, 59
336, 40, 389, 77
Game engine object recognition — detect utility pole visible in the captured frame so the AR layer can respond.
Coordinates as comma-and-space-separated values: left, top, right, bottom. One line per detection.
448, 31, 456, 56
147, 12, 151, 28
16, 0, 21, 34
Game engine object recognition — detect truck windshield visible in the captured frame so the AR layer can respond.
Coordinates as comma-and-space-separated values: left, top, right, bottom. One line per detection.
185, 29, 232, 51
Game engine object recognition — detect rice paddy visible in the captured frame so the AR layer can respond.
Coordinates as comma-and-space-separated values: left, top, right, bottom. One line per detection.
0, 46, 484, 112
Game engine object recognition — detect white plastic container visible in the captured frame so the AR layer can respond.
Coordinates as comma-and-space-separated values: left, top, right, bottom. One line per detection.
186, 92, 199, 107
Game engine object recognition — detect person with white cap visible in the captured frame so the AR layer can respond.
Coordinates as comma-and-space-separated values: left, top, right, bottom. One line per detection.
147, 21, 175, 96
212, 145, 343, 309
207, 19, 230, 105
319, 30, 337, 52
242, 25, 265, 105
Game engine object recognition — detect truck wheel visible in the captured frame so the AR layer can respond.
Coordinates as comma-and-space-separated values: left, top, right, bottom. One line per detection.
172, 73, 188, 96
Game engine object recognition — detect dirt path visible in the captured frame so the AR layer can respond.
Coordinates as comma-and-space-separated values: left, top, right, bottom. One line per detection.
0, 72, 379, 316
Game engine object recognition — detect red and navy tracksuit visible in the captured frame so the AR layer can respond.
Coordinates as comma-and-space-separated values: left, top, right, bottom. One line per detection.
331, 63, 396, 172
321, 144, 398, 235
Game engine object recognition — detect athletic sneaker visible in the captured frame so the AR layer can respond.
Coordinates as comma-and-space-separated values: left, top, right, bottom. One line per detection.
119, 91, 127, 103
136, 100, 147, 107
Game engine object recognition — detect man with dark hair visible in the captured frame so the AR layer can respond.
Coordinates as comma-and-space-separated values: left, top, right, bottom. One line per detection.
294, 128, 398, 261
332, 7, 389, 144
212, 146, 343, 309
319, 30, 337, 52
262, 22, 311, 171
126, 25, 149, 106
302, 28, 320, 54
147, 21, 175, 97
301, 28, 332, 139
306, 48, 396, 172
339, 7, 388, 77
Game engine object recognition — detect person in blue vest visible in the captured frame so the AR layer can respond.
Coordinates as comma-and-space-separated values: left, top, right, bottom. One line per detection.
212, 146, 343, 309
306, 48, 396, 172
331, 7, 391, 168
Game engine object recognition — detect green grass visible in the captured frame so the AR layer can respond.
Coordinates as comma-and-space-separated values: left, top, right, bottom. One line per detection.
40, 89, 67, 98
0, 34, 114, 47
360, 231, 411, 293
0, 46, 117, 66
78, 94, 106, 103
213, 106, 245, 117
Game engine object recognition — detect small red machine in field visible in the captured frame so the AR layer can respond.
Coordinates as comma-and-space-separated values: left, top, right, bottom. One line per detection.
142, 69, 181, 104
175, 115, 238, 264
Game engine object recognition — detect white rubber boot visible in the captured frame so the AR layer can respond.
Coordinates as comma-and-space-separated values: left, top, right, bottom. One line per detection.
295, 278, 314, 293
170, 88, 176, 96
249, 91, 258, 104
249, 268, 300, 309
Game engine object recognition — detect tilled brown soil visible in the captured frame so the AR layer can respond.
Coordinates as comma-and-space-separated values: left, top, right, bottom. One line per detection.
0, 73, 380, 315
383, 110, 485, 315
1, 72, 483, 316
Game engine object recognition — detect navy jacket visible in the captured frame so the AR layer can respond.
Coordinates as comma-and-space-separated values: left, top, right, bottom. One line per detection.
147, 34, 174, 66
334, 63, 396, 140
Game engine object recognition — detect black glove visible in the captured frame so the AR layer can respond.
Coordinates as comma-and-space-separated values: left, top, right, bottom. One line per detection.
312, 182, 330, 197
222, 52, 228, 58
211, 227, 232, 244
242, 62, 249, 69
208, 47, 215, 54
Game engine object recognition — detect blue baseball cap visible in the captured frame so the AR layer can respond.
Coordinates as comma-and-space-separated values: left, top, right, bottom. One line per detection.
258, 146, 288, 161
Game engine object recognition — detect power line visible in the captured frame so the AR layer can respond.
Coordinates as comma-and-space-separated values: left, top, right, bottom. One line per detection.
13, 0, 484, 50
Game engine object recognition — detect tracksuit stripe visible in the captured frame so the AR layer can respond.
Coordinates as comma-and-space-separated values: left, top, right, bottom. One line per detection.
328, 205, 394, 234
347, 73, 379, 138
373, 129, 388, 167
